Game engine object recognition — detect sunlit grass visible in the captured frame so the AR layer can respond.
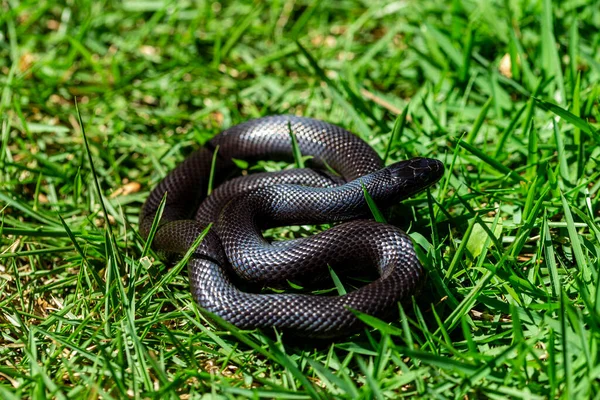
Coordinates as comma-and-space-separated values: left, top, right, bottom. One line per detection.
1, 0, 599, 398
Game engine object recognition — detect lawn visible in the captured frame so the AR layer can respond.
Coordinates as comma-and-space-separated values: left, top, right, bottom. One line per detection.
1, 0, 599, 398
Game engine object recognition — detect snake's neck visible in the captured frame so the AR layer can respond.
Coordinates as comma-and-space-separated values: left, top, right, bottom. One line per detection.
218, 171, 392, 232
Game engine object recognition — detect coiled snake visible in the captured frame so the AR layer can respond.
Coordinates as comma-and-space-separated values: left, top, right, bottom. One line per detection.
140, 116, 443, 337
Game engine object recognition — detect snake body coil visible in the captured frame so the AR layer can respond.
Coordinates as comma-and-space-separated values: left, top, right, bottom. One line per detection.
140, 116, 444, 337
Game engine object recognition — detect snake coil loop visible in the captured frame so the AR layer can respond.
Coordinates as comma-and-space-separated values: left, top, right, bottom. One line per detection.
141, 116, 444, 337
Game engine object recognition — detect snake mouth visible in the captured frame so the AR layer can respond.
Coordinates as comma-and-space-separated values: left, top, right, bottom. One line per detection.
387, 157, 445, 194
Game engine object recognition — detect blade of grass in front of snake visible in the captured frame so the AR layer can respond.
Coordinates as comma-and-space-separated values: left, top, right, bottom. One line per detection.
320, 158, 341, 177
383, 104, 409, 164
141, 191, 167, 258
288, 120, 305, 169
139, 224, 213, 307
328, 265, 346, 295
207, 144, 219, 196
361, 181, 386, 223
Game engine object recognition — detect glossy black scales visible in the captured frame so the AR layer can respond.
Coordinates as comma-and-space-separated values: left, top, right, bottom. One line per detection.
140, 115, 444, 337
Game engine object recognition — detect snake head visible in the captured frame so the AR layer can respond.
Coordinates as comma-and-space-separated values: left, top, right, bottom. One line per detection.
386, 157, 445, 197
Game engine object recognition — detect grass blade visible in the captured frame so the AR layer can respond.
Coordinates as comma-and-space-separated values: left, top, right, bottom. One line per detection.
455, 139, 524, 183
207, 144, 219, 195
560, 192, 594, 283
76, 99, 122, 266
534, 97, 598, 139
140, 192, 167, 258
361, 182, 386, 223
466, 96, 493, 144
383, 104, 409, 163
288, 121, 305, 169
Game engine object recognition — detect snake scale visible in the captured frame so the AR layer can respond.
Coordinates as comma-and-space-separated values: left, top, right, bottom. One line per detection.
140, 115, 444, 337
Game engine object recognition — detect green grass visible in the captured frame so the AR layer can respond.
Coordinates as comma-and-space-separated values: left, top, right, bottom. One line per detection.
1, 0, 600, 398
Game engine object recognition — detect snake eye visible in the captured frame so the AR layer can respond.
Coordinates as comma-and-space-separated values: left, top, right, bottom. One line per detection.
387, 158, 444, 190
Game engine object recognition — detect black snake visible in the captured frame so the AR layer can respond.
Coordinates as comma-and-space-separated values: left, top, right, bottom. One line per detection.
140, 116, 444, 337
